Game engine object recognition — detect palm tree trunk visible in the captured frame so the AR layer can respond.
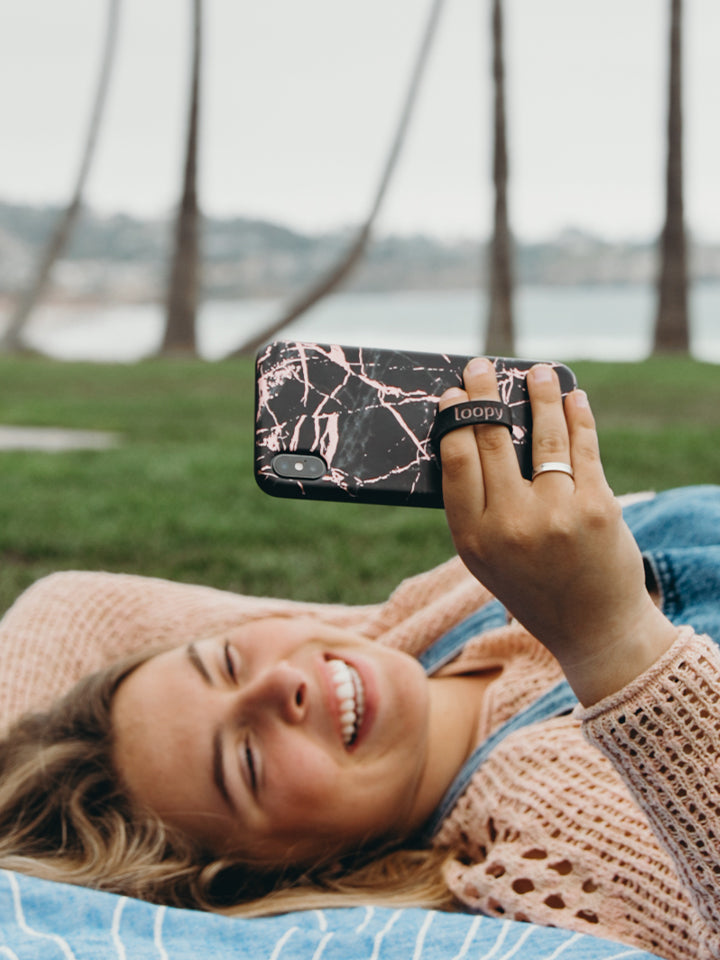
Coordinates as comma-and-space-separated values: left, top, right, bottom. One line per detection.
654, 0, 689, 354
161, 0, 202, 356
229, 0, 446, 358
1, 0, 121, 353
485, 0, 515, 356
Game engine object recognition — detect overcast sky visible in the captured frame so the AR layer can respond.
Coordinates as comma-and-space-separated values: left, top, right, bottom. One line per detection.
2, 0, 719, 241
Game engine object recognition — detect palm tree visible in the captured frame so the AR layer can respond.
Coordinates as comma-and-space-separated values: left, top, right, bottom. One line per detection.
230, 0, 446, 358
161, 0, 202, 356
484, 0, 515, 356
1, 0, 121, 353
654, 0, 689, 354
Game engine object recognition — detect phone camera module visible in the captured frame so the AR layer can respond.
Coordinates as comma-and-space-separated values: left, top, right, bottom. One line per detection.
271, 453, 327, 480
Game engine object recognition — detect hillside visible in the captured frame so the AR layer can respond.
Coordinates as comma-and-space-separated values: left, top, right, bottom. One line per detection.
1, 201, 719, 305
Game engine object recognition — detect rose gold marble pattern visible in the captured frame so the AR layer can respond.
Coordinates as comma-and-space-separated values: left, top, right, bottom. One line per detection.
255, 341, 575, 508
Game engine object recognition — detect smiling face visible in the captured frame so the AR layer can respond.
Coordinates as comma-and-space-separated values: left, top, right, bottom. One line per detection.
111, 618, 439, 866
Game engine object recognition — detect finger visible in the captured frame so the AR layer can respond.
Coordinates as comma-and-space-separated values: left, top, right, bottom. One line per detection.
564, 389, 612, 495
462, 358, 523, 501
437, 386, 487, 519
526, 364, 574, 488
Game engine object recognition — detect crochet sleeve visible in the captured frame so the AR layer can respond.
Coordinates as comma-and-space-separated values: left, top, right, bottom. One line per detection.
579, 627, 720, 942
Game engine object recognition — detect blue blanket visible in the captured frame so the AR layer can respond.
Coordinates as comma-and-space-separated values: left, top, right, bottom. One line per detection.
0, 870, 662, 959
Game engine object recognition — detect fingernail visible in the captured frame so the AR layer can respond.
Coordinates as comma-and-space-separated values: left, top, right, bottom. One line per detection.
530, 364, 552, 383
467, 357, 493, 376
441, 387, 465, 400
574, 389, 590, 408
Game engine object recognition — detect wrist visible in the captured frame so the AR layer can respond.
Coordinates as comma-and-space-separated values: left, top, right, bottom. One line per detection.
559, 602, 679, 707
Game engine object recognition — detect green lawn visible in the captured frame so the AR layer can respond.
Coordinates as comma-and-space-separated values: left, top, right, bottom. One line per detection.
0, 354, 718, 616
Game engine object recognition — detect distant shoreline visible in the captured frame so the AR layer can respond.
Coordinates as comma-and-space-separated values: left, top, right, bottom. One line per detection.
3, 278, 720, 316
2, 286, 718, 365
2, 199, 719, 305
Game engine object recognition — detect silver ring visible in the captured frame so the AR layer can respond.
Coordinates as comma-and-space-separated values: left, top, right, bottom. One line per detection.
531, 461, 575, 481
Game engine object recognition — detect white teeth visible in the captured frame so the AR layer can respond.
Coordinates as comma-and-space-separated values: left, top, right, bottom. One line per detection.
328, 658, 366, 746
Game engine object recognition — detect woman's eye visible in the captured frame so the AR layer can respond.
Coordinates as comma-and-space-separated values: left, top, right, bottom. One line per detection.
224, 641, 237, 682
245, 740, 257, 793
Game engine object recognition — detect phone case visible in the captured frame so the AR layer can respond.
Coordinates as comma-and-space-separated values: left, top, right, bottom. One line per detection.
255, 340, 577, 508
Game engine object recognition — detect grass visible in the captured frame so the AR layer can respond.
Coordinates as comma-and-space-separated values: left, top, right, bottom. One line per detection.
0, 354, 718, 616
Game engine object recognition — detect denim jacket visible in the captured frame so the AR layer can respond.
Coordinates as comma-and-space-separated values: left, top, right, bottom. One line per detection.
623, 485, 720, 644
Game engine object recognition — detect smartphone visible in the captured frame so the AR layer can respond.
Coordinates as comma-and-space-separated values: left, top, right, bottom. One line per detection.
254, 340, 577, 508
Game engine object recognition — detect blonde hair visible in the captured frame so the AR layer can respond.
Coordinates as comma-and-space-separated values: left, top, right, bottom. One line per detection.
0, 652, 457, 916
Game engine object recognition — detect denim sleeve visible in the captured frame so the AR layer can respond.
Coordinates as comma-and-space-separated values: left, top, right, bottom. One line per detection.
623, 486, 720, 645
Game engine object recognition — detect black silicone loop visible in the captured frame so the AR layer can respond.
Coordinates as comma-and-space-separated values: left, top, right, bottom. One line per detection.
431, 400, 513, 454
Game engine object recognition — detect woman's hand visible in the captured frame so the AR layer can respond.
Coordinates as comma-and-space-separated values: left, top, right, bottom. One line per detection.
439, 358, 677, 706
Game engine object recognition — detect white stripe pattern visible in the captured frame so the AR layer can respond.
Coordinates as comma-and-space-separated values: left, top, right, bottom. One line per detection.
310, 931, 334, 960
370, 909, 402, 960
4, 871, 77, 960
478, 919, 511, 959
412, 910, 436, 960
355, 905, 374, 934
269, 925, 299, 960
601, 950, 647, 959
542, 933, 584, 959
450, 914, 483, 960
111, 897, 127, 960
0, 869, 653, 960
154, 905, 169, 960
497, 924, 536, 959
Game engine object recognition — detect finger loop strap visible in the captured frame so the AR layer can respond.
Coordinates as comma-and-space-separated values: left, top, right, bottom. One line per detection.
431, 400, 513, 454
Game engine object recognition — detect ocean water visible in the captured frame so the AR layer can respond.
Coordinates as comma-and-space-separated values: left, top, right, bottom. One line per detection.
5, 283, 720, 363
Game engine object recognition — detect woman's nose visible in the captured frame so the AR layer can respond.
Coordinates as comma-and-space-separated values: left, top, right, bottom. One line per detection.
236, 661, 308, 724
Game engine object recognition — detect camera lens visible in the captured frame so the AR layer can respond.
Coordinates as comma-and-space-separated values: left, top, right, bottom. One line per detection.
272, 453, 327, 480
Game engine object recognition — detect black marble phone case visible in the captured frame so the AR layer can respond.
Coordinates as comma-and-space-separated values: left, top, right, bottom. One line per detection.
254, 341, 577, 508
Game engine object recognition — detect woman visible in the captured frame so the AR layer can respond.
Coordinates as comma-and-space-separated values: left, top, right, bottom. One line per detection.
0, 360, 718, 959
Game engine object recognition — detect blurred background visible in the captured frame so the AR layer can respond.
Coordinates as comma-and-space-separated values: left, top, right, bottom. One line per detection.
1, 0, 718, 360
0, 0, 718, 614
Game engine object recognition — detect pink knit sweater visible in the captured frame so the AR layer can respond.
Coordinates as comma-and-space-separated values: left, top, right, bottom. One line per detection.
0, 564, 718, 959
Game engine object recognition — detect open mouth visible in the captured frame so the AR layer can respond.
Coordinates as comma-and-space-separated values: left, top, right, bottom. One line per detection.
327, 658, 366, 747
